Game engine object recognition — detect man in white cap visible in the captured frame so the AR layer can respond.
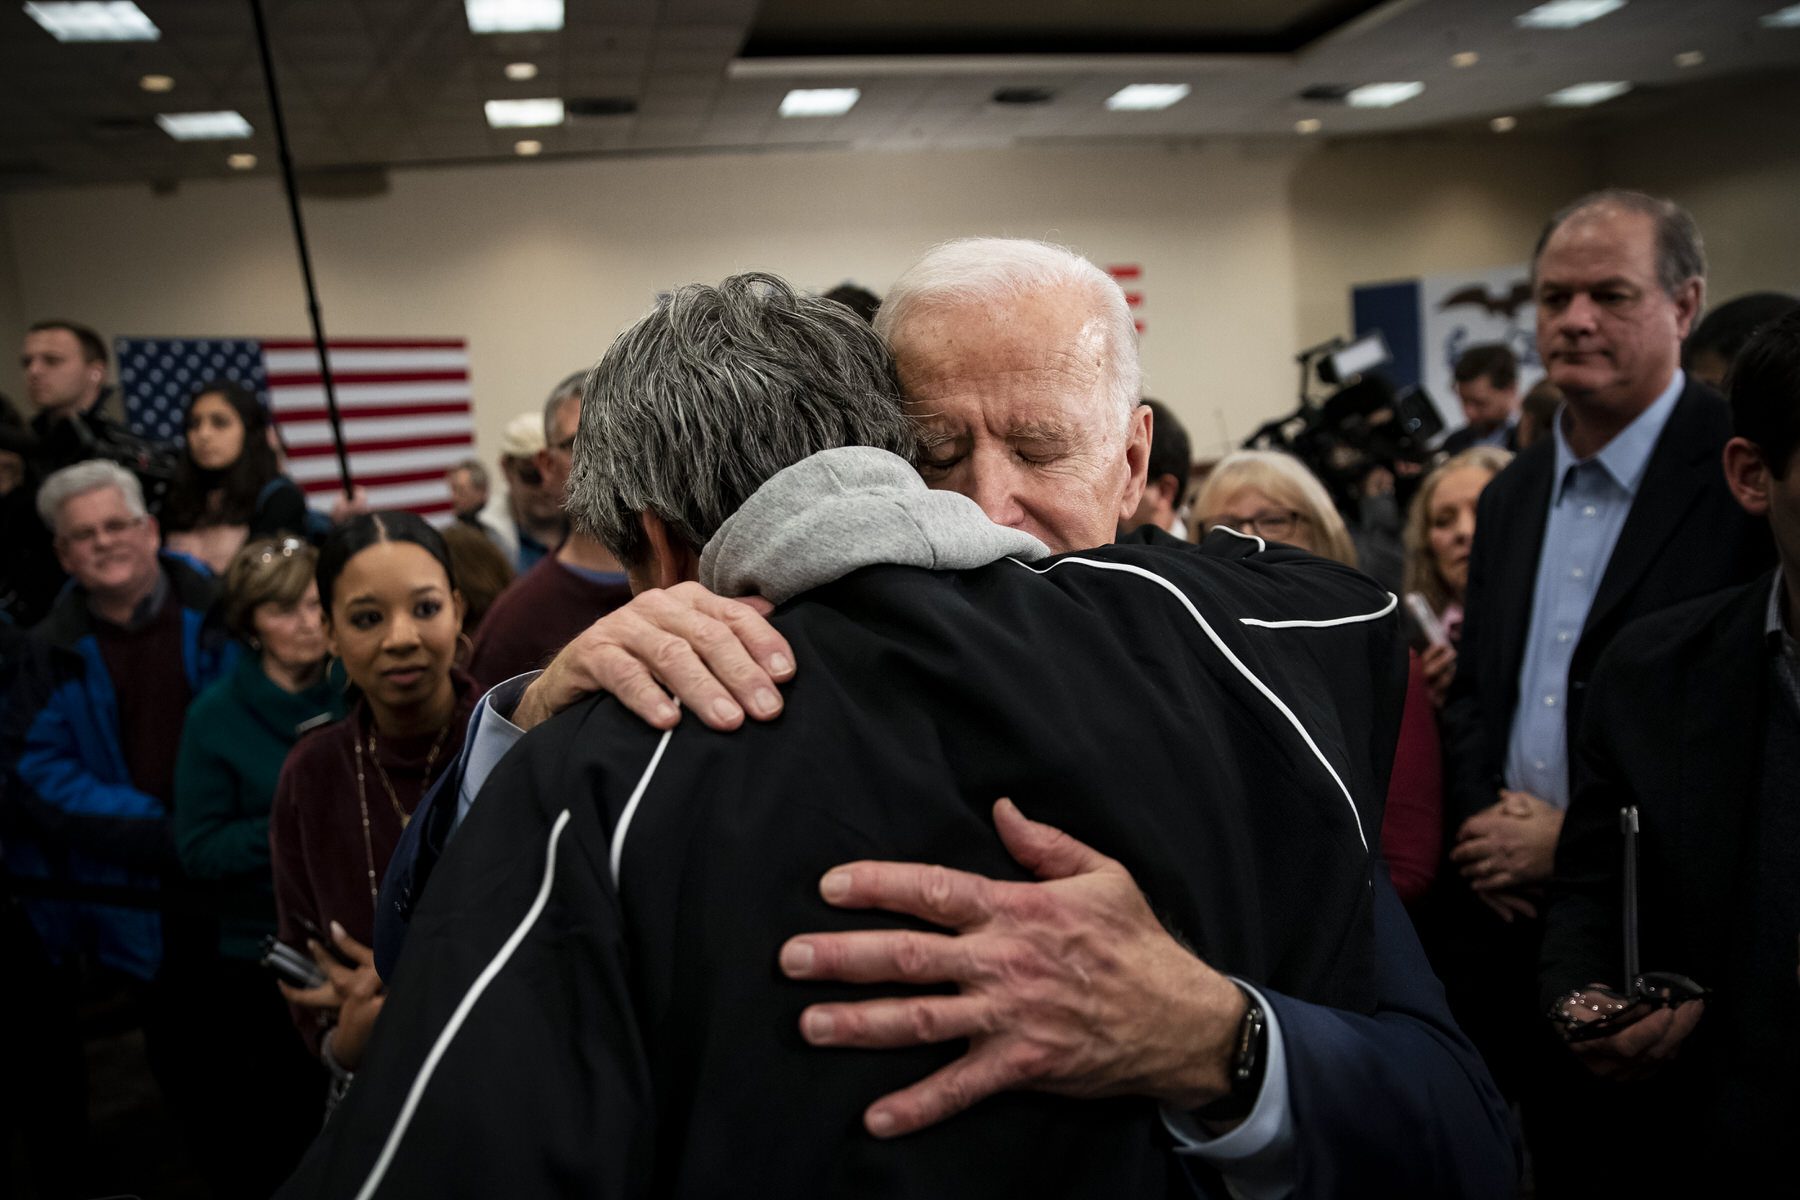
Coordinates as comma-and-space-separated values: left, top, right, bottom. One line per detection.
479, 410, 566, 571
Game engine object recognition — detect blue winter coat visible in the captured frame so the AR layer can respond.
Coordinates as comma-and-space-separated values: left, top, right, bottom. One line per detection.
1, 554, 237, 979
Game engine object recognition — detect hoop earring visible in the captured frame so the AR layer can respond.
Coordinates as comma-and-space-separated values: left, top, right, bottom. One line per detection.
456, 630, 475, 665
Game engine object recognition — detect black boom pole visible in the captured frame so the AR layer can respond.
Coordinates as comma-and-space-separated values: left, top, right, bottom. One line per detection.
247, 0, 353, 497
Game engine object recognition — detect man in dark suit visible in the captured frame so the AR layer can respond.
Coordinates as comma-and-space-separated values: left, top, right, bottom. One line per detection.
1440, 343, 1522, 455
1538, 303, 1800, 1186
1437, 191, 1773, 1190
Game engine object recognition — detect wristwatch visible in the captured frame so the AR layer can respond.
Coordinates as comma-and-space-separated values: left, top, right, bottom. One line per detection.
1191, 984, 1269, 1123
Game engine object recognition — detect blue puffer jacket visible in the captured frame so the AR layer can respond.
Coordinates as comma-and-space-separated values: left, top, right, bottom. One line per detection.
1, 554, 237, 979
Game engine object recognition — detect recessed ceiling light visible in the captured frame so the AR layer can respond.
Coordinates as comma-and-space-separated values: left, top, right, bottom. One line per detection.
155, 111, 253, 141
227, 153, 256, 170
514, 139, 543, 156
1515, 1, 1627, 30
1295, 118, 1322, 134
1104, 83, 1191, 111
504, 61, 538, 81
484, 98, 564, 128
1673, 50, 1705, 68
1491, 115, 1518, 132
25, 1, 159, 42
1451, 51, 1481, 68
1345, 81, 1424, 108
1759, 4, 1800, 26
464, 0, 562, 34
1544, 80, 1632, 106
139, 73, 174, 93
779, 87, 860, 117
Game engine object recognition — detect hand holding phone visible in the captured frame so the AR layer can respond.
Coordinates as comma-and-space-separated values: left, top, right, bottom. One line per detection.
1405, 592, 1450, 649
260, 935, 327, 990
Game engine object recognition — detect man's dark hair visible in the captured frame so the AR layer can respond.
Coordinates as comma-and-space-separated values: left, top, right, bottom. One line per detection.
1453, 344, 1518, 390
821, 283, 881, 325
1728, 304, 1800, 480
1685, 291, 1799, 374
28, 319, 108, 370
1142, 398, 1191, 495
1531, 189, 1705, 299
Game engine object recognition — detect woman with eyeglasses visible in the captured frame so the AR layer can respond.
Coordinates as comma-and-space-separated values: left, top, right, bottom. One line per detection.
1194, 450, 1446, 908
270, 511, 476, 1094
161, 380, 310, 574
171, 535, 343, 1193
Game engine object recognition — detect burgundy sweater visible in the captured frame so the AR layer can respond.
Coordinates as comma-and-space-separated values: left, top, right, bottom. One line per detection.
269, 670, 477, 1053
466, 551, 632, 689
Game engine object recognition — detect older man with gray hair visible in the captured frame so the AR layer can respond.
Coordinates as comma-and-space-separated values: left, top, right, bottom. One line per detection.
286, 268, 1457, 1198
3, 459, 239, 1172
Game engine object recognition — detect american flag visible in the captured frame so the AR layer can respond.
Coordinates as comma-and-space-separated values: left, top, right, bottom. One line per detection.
116, 336, 475, 518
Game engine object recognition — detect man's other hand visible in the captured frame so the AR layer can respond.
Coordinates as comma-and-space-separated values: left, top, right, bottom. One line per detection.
1451, 790, 1564, 894
513, 582, 794, 732
1559, 987, 1705, 1082
778, 798, 1245, 1138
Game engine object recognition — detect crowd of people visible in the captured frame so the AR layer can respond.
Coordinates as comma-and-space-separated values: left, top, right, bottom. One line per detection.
0, 186, 1795, 1198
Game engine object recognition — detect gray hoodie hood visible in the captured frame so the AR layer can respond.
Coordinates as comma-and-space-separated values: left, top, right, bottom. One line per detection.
699, 446, 1050, 603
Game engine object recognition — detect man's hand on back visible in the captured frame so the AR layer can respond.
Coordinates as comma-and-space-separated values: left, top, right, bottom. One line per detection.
512, 581, 794, 732
778, 798, 1246, 1138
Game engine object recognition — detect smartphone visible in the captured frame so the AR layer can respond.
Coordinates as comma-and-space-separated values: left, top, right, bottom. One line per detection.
260, 936, 327, 990
1405, 592, 1450, 649
296, 915, 359, 968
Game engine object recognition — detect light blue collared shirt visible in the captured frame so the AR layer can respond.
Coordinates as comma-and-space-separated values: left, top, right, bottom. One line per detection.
1504, 371, 1686, 809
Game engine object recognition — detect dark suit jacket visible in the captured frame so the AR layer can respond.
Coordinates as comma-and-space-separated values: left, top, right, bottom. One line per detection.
1441, 378, 1772, 829
1538, 572, 1798, 1173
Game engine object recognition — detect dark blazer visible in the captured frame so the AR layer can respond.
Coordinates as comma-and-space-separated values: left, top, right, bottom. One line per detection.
1439, 420, 1519, 458
1538, 572, 1797, 1176
1441, 378, 1772, 828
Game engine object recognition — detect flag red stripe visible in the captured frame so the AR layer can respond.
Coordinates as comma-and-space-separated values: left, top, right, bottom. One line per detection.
1122, 292, 1143, 307
275, 401, 470, 422
1107, 265, 1142, 279
267, 370, 468, 387
285, 433, 472, 458
261, 339, 467, 351
298, 467, 460, 493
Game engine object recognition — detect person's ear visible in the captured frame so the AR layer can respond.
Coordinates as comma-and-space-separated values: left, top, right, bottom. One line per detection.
635, 511, 700, 591
534, 447, 553, 480
1672, 276, 1705, 342
1722, 437, 1772, 517
1117, 404, 1153, 523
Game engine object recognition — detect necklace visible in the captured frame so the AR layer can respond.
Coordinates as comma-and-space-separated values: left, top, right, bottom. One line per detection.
352, 718, 452, 906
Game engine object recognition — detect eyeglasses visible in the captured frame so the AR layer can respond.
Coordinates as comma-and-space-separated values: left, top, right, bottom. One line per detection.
1547, 806, 1709, 1044
253, 537, 306, 566
1203, 509, 1305, 540
59, 515, 146, 547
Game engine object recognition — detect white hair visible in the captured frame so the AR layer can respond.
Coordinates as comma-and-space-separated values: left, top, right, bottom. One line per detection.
873, 237, 1142, 432
37, 459, 146, 536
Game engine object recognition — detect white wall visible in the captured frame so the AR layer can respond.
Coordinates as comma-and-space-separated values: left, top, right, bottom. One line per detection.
0, 141, 1308, 460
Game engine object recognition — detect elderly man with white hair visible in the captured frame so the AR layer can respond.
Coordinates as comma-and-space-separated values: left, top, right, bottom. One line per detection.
371, 242, 1514, 1197
3, 458, 239, 1164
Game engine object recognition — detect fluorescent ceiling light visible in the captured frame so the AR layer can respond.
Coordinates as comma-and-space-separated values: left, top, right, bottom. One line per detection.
514, 139, 543, 156
1491, 115, 1518, 132
504, 61, 538, 81
464, 0, 562, 34
1294, 118, 1322, 134
779, 87, 860, 117
139, 73, 174, 93
1345, 81, 1424, 108
484, 98, 564, 127
155, 111, 253, 140
1104, 83, 1190, 111
1544, 80, 1631, 106
1761, 4, 1800, 26
227, 153, 257, 170
1515, 1, 1627, 29
24, 1, 159, 42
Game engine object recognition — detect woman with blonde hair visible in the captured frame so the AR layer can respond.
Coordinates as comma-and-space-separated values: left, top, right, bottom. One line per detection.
1402, 445, 1514, 686
1191, 449, 1358, 565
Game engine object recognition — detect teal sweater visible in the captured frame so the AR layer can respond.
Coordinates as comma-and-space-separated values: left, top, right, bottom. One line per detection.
174, 652, 345, 961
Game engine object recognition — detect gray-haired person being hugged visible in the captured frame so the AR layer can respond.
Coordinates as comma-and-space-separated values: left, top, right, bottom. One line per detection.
279, 269, 1482, 1198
